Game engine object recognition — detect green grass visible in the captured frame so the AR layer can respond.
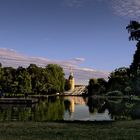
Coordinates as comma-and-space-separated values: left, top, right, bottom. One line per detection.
0, 120, 140, 140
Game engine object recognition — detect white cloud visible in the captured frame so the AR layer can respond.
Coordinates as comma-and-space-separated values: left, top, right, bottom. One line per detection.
0, 48, 109, 85
112, 0, 140, 19
72, 57, 85, 62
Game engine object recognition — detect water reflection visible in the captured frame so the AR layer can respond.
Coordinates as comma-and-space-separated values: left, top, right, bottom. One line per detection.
0, 104, 33, 121
63, 96, 112, 121
32, 96, 65, 121
64, 96, 90, 120
0, 96, 140, 121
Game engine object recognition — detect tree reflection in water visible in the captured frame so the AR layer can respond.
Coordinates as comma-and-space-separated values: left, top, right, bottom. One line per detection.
87, 97, 106, 114
0, 96, 65, 121
0, 96, 140, 121
86, 96, 140, 120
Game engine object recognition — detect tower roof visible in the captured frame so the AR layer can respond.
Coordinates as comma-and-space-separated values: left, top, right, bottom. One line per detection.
69, 72, 74, 80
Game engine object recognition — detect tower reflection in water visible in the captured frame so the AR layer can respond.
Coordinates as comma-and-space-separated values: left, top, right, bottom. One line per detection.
63, 96, 112, 121
64, 97, 75, 119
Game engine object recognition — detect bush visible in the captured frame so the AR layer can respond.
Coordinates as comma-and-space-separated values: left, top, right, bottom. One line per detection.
106, 90, 123, 96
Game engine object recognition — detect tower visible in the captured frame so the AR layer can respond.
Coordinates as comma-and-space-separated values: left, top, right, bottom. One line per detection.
68, 71, 75, 91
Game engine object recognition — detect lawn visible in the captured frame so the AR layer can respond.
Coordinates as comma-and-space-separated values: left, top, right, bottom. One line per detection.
0, 120, 140, 140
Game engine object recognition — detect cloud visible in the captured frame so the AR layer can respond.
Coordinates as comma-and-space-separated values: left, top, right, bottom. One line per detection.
63, 0, 140, 19
64, 66, 109, 85
0, 48, 109, 85
63, 57, 85, 67
62, 0, 91, 7
112, 0, 140, 19
62, 0, 111, 8
72, 57, 85, 62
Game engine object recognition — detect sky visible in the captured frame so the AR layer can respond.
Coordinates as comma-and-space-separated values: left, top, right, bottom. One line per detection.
0, 0, 140, 84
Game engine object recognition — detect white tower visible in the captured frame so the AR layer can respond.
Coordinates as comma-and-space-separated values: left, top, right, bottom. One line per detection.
68, 71, 75, 91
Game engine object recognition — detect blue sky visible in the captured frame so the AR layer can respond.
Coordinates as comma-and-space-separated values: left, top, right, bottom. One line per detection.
0, 0, 140, 84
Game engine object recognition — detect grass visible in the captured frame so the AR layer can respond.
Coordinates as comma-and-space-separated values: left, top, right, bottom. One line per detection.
0, 120, 140, 140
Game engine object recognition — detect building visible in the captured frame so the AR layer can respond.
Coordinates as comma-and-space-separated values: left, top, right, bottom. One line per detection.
68, 72, 75, 91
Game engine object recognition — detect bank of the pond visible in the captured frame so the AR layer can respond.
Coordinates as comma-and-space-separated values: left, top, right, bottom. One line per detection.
0, 98, 38, 104
0, 120, 140, 140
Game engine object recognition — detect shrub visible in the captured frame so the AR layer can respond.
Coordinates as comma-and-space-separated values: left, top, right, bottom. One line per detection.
106, 90, 123, 96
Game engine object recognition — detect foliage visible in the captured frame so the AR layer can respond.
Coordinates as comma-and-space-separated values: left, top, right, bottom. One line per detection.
87, 21, 140, 96
1, 67, 16, 94
15, 67, 32, 94
64, 79, 71, 91
42, 64, 65, 94
87, 78, 107, 95
87, 67, 130, 96
107, 67, 130, 93
130, 42, 140, 75
106, 90, 123, 96
126, 20, 140, 95
130, 72, 140, 95
124, 86, 132, 95
0, 63, 3, 91
126, 21, 140, 41
0, 64, 65, 95
27, 64, 43, 94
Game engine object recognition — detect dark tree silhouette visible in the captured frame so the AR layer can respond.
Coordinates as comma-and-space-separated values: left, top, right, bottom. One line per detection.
126, 21, 140, 95
126, 21, 140, 41
126, 21, 140, 75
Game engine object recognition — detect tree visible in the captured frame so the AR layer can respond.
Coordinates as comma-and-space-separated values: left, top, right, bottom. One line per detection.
87, 78, 107, 95
42, 64, 65, 94
107, 67, 130, 93
15, 67, 32, 95
27, 64, 42, 94
64, 79, 71, 91
130, 41, 140, 76
126, 21, 140, 95
1, 67, 16, 94
97, 78, 107, 93
0, 63, 65, 95
0, 63, 3, 91
126, 21, 140, 41
126, 21, 140, 75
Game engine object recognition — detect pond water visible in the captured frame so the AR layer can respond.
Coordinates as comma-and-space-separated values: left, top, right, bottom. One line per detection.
0, 96, 140, 121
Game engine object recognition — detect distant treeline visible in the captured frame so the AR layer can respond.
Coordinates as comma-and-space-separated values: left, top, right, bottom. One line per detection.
0, 63, 65, 95
88, 21, 140, 96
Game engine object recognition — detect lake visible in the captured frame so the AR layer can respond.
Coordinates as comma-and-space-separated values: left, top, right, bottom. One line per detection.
0, 96, 140, 121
